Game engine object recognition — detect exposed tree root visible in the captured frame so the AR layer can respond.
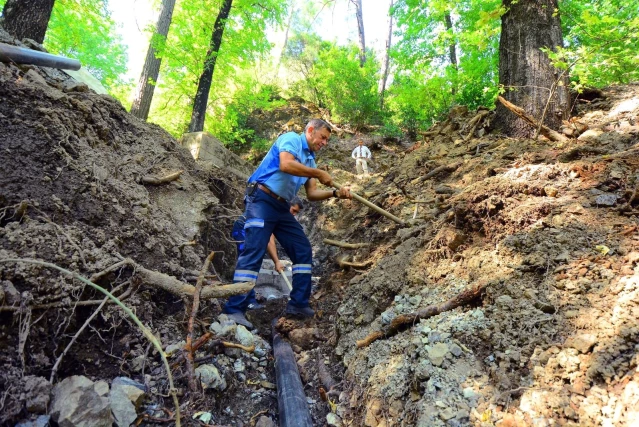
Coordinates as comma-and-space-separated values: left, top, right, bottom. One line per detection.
323, 239, 371, 249
463, 109, 490, 141
141, 170, 184, 185
356, 281, 489, 348
418, 162, 462, 183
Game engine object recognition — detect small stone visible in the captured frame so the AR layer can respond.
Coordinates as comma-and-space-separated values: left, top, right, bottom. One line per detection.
544, 186, 559, 197
439, 407, 456, 421
427, 343, 450, 367
195, 365, 226, 391
595, 193, 618, 206
326, 413, 343, 426
450, 343, 463, 357
564, 334, 597, 353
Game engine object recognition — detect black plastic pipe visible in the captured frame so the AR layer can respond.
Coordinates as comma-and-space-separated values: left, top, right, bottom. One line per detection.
0, 43, 81, 70
272, 323, 313, 427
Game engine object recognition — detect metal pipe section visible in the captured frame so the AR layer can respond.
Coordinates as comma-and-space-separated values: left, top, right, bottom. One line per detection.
272, 323, 313, 427
0, 43, 81, 70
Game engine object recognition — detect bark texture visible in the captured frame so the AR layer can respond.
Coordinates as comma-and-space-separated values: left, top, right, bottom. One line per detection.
188, 0, 233, 133
494, 0, 570, 138
377, 0, 393, 106
130, 0, 176, 120
352, 0, 366, 67
1, 0, 55, 44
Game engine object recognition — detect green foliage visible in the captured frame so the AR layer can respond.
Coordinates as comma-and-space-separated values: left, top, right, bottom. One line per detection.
558, 0, 639, 88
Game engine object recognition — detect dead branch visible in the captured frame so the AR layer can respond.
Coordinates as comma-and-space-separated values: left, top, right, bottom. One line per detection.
141, 170, 183, 185
323, 239, 371, 249
497, 96, 568, 143
318, 360, 339, 396
463, 110, 490, 141
418, 162, 462, 182
0, 291, 133, 312
336, 255, 373, 269
90, 258, 253, 299
221, 341, 255, 353
356, 281, 489, 348
186, 251, 215, 393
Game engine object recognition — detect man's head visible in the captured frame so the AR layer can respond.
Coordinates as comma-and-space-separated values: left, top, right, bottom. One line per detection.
358, 139, 364, 146
305, 119, 332, 152
289, 196, 304, 215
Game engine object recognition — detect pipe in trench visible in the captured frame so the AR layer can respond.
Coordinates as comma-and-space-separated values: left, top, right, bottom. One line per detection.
272, 322, 313, 427
0, 42, 81, 70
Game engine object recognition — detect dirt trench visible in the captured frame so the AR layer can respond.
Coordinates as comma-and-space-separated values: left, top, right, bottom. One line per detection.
2, 34, 639, 427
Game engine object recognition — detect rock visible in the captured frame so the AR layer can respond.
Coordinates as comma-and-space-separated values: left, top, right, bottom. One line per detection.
364, 398, 383, 426
195, 364, 227, 391
50, 375, 113, 427
1, 280, 20, 305
22, 375, 51, 413
595, 193, 618, 206
427, 343, 450, 367
564, 333, 598, 353
439, 407, 456, 420
255, 415, 276, 427
165, 341, 185, 357
235, 325, 255, 347
327, 412, 343, 426
209, 319, 236, 337
15, 415, 50, 427
544, 186, 559, 197
109, 377, 145, 426
449, 343, 463, 357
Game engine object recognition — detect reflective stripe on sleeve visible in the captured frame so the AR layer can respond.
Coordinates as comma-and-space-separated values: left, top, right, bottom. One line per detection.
244, 219, 265, 229
233, 270, 259, 281
292, 264, 312, 274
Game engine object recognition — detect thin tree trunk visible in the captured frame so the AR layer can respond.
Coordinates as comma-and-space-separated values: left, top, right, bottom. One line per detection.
378, 0, 393, 108
1, 0, 55, 44
352, 0, 366, 67
444, 12, 458, 96
494, 0, 570, 138
188, 0, 234, 133
130, 0, 176, 120
275, 5, 294, 78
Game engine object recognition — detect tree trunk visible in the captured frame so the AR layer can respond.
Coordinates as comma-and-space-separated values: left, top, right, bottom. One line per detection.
130, 0, 176, 121
187, 0, 233, 133
352, 0, 366, 67
444, 12, 458, 96
1, 0, 55, 44
377, 0, 393, 108
494, 0, 570, 138
275, 5, 294, 78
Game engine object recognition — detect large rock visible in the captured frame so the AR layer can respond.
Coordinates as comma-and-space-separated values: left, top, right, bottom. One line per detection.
109, 377, 145, 427
50, 376, 113, 427
180, 132, 251, 179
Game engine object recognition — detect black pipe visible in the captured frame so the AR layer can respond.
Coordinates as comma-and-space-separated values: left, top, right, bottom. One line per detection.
0, 43, 81, 70
272, 323, 313, 427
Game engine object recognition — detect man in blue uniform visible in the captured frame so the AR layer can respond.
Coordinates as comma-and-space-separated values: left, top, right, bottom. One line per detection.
231, 197, 304, 310
224, 119, 351, 328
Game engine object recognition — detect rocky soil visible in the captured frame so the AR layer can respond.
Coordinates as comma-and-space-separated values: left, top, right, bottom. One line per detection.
1, 31, 639, 427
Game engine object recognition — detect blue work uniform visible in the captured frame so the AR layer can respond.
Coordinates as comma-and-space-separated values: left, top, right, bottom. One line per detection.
231, 215, 259, 306
224, 131, 316, 314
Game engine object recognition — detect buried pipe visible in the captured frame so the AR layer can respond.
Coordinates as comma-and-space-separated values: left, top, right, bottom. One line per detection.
272, 322, 313, 427
0, 43, 81, 70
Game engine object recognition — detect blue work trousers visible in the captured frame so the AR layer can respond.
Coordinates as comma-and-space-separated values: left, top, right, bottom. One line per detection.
224, 189, 312, 314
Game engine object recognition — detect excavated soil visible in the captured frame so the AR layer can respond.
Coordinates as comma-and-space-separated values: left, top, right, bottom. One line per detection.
1, 33, 639, 427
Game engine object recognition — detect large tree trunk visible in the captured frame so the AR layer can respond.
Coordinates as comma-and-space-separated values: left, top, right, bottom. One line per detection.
275, 5, 294, 78
188, 0, 233, 133
494, 0, 570, 138
377, 0, 393, 108
1, 0, 55, 44
130, 0, 176, 121
352, 0, 366, 67
444, 12, 458, 96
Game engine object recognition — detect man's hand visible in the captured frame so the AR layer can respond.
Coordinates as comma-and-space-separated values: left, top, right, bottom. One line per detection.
315, 169, 333, 187
274, 261, 285, 273
336, 186, 352, 199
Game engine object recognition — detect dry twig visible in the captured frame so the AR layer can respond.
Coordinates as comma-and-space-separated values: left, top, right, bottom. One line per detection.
323, 239, 371, 249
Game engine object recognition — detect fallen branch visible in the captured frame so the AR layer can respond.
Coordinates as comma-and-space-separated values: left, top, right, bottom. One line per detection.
497, 96, 568, 143
323, 239, 371, 249
141, 170, 183, 185
336, 255, 373, 269
0, 258, 182, 426
185, 251, 215, 393
317, 360, 339, 397
90, 258, 253, 299
0, 292, 133, 312
356, 281, 489, 348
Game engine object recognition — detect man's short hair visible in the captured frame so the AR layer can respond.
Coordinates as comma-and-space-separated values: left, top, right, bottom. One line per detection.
290, 196, 304, 210
305, 119, 332, 134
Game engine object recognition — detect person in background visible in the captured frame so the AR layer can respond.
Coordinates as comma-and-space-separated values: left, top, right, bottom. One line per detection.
224, 119, 351, 329
230, 197, 304, 310
351, 139, 372, 178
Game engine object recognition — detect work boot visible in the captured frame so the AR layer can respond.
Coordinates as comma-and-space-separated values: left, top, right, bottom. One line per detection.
247, 302, 265, 310
226, 312, 254, 329
284, 304, 315, 319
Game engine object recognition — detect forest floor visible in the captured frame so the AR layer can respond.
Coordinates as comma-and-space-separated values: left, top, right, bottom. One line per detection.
1, 33, 639, 427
